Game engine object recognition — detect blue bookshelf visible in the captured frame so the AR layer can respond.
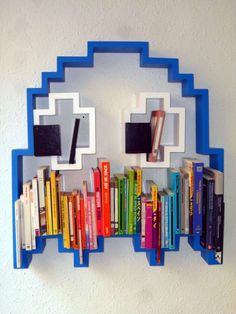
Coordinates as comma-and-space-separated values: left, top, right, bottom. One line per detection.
12, 41, 224, 268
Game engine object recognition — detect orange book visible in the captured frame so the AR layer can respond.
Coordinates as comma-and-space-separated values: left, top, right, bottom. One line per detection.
72, 191, 78, 249
98, 158, 111, 236
80, 195, 87, 249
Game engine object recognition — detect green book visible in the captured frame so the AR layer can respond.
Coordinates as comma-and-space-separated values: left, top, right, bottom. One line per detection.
115, 174, 125, 235
124, 166, 135, 234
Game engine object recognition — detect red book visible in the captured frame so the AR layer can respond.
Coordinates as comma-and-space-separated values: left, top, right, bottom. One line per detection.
92, 167, 102, 236
80, 195, 87, 249
156, 201, 162, 264
76, 192, 83, 264
98, 158, 111, 237
148, 110, 165, 162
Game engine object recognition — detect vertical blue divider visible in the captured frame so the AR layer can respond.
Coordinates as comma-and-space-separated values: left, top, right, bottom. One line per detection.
12, 41, 224, 268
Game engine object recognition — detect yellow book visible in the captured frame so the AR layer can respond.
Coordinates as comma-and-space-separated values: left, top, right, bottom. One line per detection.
61, 193, 70, 249
46, 180, 53, 235
50, 171, 58, 234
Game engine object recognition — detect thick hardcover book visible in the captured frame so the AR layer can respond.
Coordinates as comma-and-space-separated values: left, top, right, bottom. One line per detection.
145, 199, 153, 249
167, 168, 181, 234
61, 193, 70, 249
23, 181, 32, 250
148, 110, 166, 162
37, 166, 49, 235
115, 174, 125, 235
183, 159, 203, 235
14, 199, 22, 268
50, 171, 59, 235
92, 167, 102, 236
164, 188, 175, 250
204, 167, 224, 263
124, 166, 135, 234
33, 125, 61, 156
69, 118, 80, 164
141, 193, 146, 248
98, 158, 111, 237
132, 166, 142, 233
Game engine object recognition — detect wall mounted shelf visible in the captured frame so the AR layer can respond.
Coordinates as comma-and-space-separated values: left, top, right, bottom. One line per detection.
12, 41, 224, 268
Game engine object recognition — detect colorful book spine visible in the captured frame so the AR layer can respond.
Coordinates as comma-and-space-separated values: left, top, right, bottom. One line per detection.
124, 166, 135, 234
50, 171, 59, 235
151, 183, 158, 249
110, 178, 115, 235
124, 176, 128, 234
115, 174, 125, 235
72, 192, 78, 249
46, 180, 53, 235
98, 159, 111, 236
164, 193, 169, 248
167, 168, 181, 234
61, 193, 70, 249
156, 201, 162, 264
180, 168, 190, 234
145, 200, 153, 249
82, 181, 89, 248
87, 194, 94, 250
92, 167, 102, 236
204, 175, 215, 250
192, 162, 204, 235
68, 195, 74, 247
90, 194, 97, 250
183, 160, 194, 234
164, 188, 175, 250
158, 191, 165, 248
133, 166, 142, 233
141, 194, 146, 248
56, 174, 63, 234
114, 178, 119, 235
80, 195, 87, 249
76, 192, 83, 264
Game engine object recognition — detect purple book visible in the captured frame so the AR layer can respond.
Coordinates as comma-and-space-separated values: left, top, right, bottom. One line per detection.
145, 201, 153, 249
192, 161, 204, 235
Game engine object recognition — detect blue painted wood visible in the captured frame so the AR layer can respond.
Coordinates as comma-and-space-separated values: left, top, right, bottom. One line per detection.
12, 41, 224, 268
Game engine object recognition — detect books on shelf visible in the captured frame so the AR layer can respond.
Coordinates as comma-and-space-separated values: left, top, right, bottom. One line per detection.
14, 157, 224, 268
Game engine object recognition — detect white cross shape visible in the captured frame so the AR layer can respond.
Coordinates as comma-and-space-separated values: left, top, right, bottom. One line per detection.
124, 92, 185, 168
33, 92, 96, 170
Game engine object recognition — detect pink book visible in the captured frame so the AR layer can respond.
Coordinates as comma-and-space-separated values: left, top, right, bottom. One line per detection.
148, 110, 165, 162
90, 193, 97, 250
92, 167, 102, 236
87, 193, 94, 250
145, 200, 153, 249
141, 194, 146, 248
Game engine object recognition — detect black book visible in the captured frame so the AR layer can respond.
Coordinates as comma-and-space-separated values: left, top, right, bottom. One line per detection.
69, 119, 80, 164
33, 125, 61, 156
125, 122, 151, 154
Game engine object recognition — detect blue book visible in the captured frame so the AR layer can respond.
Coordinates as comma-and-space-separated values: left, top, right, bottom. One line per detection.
164, 188, 175, 250
183, 159, 204, 235
167, 168, 181, 234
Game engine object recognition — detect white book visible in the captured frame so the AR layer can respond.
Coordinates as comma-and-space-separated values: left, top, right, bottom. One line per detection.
20, 195, 25, 249
23, 181, 32, 251
15, 199, 22, 268
32, 177, 40, 236
30, 189, 36, 250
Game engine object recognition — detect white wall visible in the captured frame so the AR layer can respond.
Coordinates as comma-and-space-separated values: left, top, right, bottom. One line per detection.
1, 1, 236, 313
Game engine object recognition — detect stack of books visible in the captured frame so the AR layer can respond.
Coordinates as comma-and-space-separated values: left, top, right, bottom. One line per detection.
14, 157, 224, 268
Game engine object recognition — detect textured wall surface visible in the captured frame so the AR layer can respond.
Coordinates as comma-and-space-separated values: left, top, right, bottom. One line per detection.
1, 1, 236, 313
